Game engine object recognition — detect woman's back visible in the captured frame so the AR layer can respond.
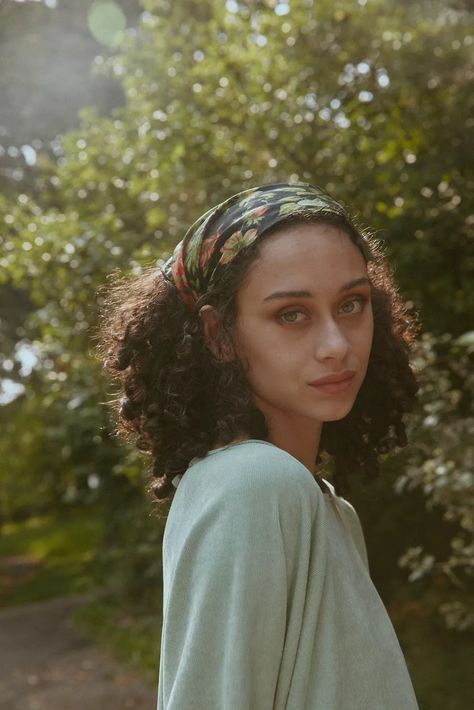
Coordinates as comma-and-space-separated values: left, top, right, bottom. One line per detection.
157, 440, 419, 709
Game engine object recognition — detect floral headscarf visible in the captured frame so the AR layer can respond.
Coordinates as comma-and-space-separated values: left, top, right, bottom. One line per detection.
162, 182, 370, 312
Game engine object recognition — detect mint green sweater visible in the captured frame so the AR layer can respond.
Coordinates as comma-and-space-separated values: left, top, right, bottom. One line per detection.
156, 440, 419, 709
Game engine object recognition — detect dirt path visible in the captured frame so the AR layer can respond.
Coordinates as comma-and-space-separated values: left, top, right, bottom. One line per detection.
0, 596, 156, 710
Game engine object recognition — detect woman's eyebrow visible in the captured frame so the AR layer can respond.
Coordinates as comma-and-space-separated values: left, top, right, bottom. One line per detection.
262, 277, 371, 302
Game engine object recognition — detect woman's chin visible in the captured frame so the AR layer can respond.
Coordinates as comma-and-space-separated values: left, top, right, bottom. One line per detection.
318, 400, 355, 422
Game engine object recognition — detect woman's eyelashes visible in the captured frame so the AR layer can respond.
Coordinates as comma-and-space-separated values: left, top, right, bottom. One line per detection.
339, 295, 369, 315
277, 295, 370, 324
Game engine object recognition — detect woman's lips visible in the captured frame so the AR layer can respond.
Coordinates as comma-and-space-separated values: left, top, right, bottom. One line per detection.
309, 374, 355, 394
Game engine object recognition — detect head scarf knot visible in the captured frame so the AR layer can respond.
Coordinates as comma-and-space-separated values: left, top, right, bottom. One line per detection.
162, 182, 370, 311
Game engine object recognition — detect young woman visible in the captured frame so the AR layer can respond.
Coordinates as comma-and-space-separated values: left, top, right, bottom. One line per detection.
97, 182, 421, 709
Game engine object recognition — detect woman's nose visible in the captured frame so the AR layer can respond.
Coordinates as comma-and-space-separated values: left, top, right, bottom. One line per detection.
314, 319, 350, 361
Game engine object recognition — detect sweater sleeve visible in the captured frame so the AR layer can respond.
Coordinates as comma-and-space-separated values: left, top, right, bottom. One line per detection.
157, 455, 320, 710
336, 496, 370, 574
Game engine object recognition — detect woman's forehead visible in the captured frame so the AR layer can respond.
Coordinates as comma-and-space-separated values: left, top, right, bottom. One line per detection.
260, 221, 355, 256
243, 223, 367, 288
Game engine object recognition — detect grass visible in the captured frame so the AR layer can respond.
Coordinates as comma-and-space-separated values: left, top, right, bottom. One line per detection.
0, 505, 104, 606
0, 505, 160, 684
73, 599, 161, 685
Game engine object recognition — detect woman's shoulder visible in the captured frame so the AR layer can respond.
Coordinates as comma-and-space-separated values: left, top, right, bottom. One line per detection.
166, 441, 322, 551
176, 440, 321, 502
331, 493, 370, 570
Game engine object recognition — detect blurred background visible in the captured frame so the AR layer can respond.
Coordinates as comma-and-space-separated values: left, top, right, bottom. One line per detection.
0, 0, 473, 708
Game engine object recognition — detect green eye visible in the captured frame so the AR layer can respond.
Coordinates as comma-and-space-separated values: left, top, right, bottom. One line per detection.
278, 296, 368, 324
340, 296, 367, 314
279, 310, 304, 324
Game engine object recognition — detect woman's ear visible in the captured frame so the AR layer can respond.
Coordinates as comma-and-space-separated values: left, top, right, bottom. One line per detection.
198, 305, 234, 362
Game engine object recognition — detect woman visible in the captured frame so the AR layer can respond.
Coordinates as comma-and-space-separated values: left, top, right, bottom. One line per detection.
97, 182, 421, 709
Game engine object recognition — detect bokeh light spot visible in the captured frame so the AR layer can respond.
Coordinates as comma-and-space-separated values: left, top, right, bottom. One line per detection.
87, 1, 126, 48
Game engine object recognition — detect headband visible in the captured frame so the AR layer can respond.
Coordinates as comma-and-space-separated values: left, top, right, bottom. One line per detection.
162, 182, 370, 312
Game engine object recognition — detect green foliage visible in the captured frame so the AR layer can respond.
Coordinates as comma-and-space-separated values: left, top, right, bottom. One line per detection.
0, 0, 472, 644
396, 332, 474, 631
91, 481, 167, 611
1, 0, 472, 334
0, 360, 121, 519
73, 599, 161, 685
0, 0, 141, 195
350, 330, 474, 633
0, 506, 104, 606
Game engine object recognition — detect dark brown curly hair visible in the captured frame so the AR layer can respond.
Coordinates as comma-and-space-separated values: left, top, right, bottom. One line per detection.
94, 212, 421, 507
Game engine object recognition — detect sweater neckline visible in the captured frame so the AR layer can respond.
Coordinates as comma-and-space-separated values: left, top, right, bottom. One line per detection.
187, 439, 334, 497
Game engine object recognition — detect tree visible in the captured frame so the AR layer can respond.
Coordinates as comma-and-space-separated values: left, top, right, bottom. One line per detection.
0, 0, 472, 629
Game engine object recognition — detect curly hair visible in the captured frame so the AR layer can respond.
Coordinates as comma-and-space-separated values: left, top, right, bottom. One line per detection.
94, 212, 421, 507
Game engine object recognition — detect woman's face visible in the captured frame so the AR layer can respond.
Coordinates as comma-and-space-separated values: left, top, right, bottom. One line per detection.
232, 221, 374, 428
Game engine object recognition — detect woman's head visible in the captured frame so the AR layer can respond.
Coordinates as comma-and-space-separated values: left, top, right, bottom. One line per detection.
95, 182, 420, 506
200, 220, 374, 446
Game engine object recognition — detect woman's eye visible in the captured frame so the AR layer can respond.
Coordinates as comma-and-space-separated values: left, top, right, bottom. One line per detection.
278, 309, 305, 324
340, 296, 367, 314
278, 296, 368, 324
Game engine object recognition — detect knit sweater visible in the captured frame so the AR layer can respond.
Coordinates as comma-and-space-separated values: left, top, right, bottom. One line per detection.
156, 439, 419, 709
